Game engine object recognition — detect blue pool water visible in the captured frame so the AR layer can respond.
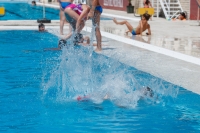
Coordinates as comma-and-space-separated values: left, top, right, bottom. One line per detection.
0, 2, 111, 20
0, 30, 200, 132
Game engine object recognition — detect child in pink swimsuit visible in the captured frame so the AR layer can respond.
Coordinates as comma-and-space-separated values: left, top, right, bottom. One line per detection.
67, 4, 83, 15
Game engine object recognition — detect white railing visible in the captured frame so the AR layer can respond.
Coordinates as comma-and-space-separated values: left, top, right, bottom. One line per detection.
163, 0, 170, 11
170, 10, 181, 19
159, 0, 183, 20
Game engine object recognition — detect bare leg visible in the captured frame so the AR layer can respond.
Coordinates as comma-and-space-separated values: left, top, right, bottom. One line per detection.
59, 10, 66, 35
93, 11, 102, 52
76, 4, 90, 33
64, 8, 78, 30
64, 8, 79, 22
113, 18, 134, 32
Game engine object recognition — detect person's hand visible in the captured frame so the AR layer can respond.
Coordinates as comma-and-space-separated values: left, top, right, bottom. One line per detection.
87, 11, 94, 20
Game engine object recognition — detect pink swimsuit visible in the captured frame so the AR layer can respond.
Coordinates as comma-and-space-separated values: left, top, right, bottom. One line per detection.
67, 4, 82, 15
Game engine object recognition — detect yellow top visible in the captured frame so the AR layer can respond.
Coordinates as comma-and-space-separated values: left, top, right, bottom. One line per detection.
0, 7, 5, 16
137, 8, 154, 15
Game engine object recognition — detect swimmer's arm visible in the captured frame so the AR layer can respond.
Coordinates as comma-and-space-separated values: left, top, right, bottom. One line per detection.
44, 48, 61, 51
76, 6, 89, 31
147, 24, 151, 35
126, 30, 130, 33
139, 21, 143, 36
91, 0, 98, 10
63, 26, 72, 40
78, 36, 90, 46
64, 32, 72, 40
148, 1, 152, 7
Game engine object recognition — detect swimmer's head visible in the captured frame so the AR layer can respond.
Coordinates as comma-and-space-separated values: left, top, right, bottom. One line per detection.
145, 0, 150, 5
179, 12, 186, 20
38, 23, 45, 32
58, 39, 67, 49
73, 33, 84, 45
32, 1, 36, 6
143, 86, 154, 97
142, 13, 151, 22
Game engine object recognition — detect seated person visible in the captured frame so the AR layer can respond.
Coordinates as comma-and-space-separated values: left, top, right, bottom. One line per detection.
32, 1, 36, 6
113, 13, 151, 36
38, 23, 46, 32
172, 12, 187, 21
141, 86, 154, 97
143, 0, 152, 8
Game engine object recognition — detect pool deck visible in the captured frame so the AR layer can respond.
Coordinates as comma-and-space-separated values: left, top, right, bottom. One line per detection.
0, 2, 200, 94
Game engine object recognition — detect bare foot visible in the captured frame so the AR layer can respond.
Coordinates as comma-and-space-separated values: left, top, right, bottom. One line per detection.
113, 18, 118, 25
93, 43, 107, 46
124, 32, 128, 36
95, 48, 102, 53
103, 94, 109, 100
60, 34, 66, 40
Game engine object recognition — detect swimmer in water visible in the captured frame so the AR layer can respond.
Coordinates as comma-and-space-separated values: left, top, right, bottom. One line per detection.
58, 36, 91, 49
87, 0, 103, 52
32, 1, 36, 6
44, 36, 90, 51
38, 23, 46, 32
103, 86, 154, 100
113, 13, 151, 36
77, 86, 154, 102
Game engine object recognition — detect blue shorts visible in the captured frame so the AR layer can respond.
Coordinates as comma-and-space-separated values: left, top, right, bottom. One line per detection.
95, 6, 103, 14
60, 2, 71, 9
131, 30, 136, 35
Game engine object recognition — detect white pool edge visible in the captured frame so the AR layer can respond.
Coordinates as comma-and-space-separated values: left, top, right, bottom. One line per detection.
1, 25, 200, 67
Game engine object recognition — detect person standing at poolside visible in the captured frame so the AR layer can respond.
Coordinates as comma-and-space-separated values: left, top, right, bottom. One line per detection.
87, 0, 102, 52
143, 0, 152, 8
57, 0, 73, 35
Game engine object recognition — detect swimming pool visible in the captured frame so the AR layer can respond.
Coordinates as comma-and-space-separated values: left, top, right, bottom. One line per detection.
0, 2, 111, 20
0, 30, 200, 132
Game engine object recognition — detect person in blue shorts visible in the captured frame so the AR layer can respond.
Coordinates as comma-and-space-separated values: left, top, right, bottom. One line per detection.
113, 13, 152, 36
87, 0, 103, 52
58, 0, 72, 9
58, 0, 73, 35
